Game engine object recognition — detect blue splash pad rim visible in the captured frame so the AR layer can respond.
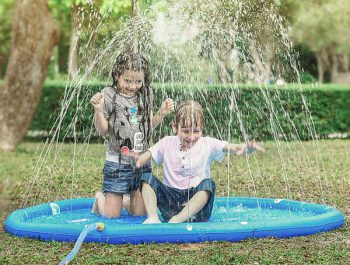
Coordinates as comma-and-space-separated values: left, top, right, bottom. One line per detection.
5, 197, 345, 244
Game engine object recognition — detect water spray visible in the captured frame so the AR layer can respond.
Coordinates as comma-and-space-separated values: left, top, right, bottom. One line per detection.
132, 0, 139, 53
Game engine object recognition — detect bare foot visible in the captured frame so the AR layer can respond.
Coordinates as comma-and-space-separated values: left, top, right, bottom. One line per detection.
95, 191, 104, 199
91, 200, 99, 214
143, 216, 161, 224
168, 216, 181, 223
123, 195, 130, 212
91, 191, 104, 214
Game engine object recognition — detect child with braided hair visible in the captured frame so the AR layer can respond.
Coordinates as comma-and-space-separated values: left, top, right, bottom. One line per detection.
90, 52, 174, 218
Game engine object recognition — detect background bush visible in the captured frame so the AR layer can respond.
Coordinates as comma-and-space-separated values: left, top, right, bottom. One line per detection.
29, 81, 350, 141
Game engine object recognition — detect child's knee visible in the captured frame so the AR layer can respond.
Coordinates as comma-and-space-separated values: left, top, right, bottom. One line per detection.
130, 207, 146, 216
199, 190, 210, 201
141, 181, 151, 191
104, 209, 121, 218
200, 179, 216, 190
95, 191, 104, 199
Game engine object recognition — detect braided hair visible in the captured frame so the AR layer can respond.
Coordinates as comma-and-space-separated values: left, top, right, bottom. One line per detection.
111, 52, 153, 144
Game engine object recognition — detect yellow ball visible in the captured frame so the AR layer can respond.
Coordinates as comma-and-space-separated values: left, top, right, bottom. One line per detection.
96, 222, 105, 231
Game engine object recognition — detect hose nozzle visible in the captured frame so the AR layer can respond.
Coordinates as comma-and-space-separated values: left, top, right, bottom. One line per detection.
96, 222, 105, 231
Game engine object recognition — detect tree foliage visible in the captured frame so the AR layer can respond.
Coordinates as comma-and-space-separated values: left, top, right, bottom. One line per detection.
289, 0, 350, 83
46, 0, 144, 79
180, 0, 297, 83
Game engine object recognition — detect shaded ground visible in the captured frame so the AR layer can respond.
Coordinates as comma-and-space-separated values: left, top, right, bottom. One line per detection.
0, 198, 11, 214
0, 140, 349, 264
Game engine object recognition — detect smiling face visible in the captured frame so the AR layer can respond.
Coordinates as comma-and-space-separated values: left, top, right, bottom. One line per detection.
173, 100, 205, 151
175, 124, 203, 150
117, 69, 145, 96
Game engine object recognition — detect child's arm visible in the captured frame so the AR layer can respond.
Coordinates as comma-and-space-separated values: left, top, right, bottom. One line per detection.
125, 150, 152, 168
94, 110, 109, 136
90, 92, 109, 136
136, 151, 152, 168
223, 142, 264, 155
151, 98, 174, 129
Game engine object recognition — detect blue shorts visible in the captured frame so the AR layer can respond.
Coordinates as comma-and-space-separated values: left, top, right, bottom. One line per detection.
102, 161, 151, 194
140, 174, 215, 222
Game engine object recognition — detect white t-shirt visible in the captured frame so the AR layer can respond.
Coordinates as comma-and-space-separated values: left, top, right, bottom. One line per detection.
149, 136, 228, 189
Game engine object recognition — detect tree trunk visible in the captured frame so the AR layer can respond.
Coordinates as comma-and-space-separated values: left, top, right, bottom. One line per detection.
58, 34, 70, 74
216, 42, 231, 84
132, 0, 138, 17
341, 54, 349, 71
250, 45, 270, 84
315, 51, 324, 84
330, 53, 350, 83
331, 72, 350, 84
0, 0, 59, 151
68, 4, 80, 80
217, 56, 229, 84
330, 53, 339, 82
0, 55, 4, 77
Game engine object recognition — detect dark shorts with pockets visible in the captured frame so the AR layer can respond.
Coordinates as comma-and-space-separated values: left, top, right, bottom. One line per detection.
102, 160, 151, 194
141, 174, 215, 222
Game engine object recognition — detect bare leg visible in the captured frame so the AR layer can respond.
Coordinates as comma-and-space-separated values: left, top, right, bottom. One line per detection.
117, 191, 146, 215
122, 194, 131, 212
104, 192, 123, 218
91, 199, 99, 214
168, 190, 210, 223
91, 191, 104, 214
141, 182, 161, 224
129, 189, 146, 216
92, 191, 123, 218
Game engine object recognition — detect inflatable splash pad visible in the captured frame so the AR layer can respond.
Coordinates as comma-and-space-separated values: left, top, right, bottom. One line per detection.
5, 197, 344, 244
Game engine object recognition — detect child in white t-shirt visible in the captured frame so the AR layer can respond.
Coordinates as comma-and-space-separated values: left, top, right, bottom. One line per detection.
129, 100, 264, 223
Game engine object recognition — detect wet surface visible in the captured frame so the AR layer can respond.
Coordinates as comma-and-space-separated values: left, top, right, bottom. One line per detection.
26, 203, 317, 227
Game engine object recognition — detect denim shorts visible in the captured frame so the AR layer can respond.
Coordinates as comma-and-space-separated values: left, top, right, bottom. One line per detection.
140, 174, 215, 222
102, 160, 152, 194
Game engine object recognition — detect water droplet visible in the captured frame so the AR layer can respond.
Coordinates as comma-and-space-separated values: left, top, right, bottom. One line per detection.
71, 218, 88, 223
240, 221, 248, 225
49, 203, 60, 215
186, 224, 193, 231
274, 199, 283, 203
218, 207, 227, 213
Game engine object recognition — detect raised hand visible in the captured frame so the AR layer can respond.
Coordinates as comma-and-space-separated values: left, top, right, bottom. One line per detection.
160, 98, 175, 116
90, 92, 104, 111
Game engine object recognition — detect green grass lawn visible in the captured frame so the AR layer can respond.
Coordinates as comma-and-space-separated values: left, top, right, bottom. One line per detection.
0, 140, 349, 264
